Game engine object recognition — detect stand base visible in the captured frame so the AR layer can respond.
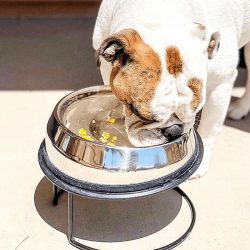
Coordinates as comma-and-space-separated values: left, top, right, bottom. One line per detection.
52, 184, 196, 250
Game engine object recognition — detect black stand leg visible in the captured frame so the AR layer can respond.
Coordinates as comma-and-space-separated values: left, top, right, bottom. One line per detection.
155, 187, 196, 250
66, 188, 196, 250
67, 192, 97, 250
52, 184, 65, 206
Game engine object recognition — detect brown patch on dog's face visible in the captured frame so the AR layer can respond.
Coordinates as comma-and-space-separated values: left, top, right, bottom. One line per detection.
188, 77, 203, 109
98, 29, 162, 121
166, 46, 183, 77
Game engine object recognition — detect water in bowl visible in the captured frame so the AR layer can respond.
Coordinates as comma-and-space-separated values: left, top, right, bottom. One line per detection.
62, 91, 133, 147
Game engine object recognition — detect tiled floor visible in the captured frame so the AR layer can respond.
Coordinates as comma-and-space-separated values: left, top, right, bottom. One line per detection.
0, 18, 250, 250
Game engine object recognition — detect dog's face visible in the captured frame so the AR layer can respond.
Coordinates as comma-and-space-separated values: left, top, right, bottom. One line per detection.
96, 25, 220, 144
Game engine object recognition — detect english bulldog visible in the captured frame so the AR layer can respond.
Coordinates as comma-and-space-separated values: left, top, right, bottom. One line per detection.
92, 0, 250, 178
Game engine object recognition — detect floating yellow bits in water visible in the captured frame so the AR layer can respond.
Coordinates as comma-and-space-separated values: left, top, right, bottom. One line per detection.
78, 128, 87, 136
100, 137, 108, 143
83, 135, 94, 141
106, 116, 116, 124
78, 115, 119, 146
112, 136, 118, 142
99, 132, 118, 146
78, 128, 94, 141
101, 132, 110, 140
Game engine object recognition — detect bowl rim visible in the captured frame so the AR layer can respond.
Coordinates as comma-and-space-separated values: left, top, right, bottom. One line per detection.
52, 85, 189, 151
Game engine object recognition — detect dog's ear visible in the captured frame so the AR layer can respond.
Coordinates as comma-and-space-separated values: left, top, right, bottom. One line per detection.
96, 29, 139, 67
193, 22, 220, 59
95, 42, 123, 67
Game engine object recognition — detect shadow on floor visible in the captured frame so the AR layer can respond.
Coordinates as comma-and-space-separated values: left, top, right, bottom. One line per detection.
34, 177, 182, 242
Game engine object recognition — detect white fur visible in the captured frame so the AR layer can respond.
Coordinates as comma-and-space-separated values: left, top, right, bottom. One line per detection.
93, 0, 250, 179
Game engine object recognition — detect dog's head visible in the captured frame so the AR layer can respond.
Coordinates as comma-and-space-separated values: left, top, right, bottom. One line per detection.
96, 25, 220, 145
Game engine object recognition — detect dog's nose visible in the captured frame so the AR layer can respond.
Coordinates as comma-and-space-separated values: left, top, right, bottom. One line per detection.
161, 124, 183, 139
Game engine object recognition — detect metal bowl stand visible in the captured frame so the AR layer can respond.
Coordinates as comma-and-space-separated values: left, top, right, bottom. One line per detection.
38, 134, 203, 250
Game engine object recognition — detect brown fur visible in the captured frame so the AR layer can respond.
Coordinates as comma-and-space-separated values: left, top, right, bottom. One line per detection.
108, 29, 162, 121
207, 38, 216, 58
166, 46, 183, 76
188, 77, 203, 109
198, 24, 206, 31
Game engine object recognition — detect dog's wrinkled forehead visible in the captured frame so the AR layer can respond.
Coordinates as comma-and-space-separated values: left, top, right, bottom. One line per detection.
97, 27, 219, 121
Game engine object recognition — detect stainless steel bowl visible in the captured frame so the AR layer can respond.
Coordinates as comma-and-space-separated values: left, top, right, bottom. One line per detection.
45, 85, 202, 185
